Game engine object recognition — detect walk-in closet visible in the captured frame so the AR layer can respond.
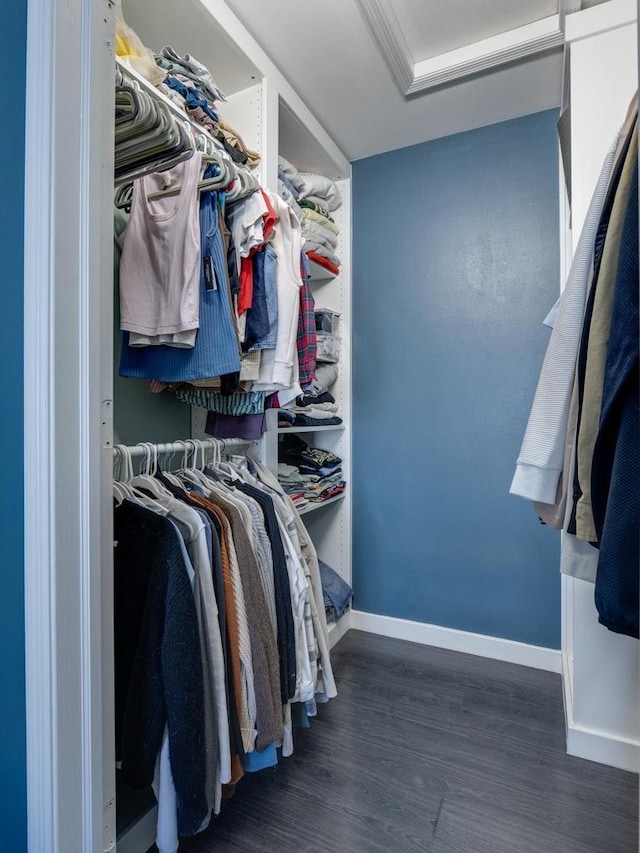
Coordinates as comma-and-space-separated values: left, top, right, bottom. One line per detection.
9, 0, 640, 851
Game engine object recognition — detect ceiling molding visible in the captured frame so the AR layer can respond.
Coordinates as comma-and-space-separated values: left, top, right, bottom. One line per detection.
408, 16, 564, 93
355, 0, 414, 93
357, 1, 565, 96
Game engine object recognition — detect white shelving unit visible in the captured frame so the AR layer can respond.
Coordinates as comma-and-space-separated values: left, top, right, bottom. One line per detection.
111, 1, 352, 850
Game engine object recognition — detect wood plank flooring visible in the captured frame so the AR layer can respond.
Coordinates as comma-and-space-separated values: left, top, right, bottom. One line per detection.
178, 630, 638, 853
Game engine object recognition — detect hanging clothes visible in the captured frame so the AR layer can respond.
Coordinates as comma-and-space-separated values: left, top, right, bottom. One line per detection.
119, 183, 242, 381
591, 162, 639, 638
113, 444, 336, 853
119, 151, 203, 348
511, 98, 639, 639
253, 193, 305, 396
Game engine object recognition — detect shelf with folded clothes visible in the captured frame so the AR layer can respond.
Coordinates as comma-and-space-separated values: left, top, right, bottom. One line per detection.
277, 155, 344, 278
298, 493, 346, 515
278, 432, 346, 516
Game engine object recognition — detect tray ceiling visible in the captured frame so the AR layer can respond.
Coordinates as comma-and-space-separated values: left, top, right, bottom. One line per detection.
223, 0, 609, 160
396, 0, 558, 60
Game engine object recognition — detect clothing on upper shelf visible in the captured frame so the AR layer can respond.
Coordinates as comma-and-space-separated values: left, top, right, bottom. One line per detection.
164, 76, 219, 124
277, 180, 304, 222
279, 412, 343, 429
114, 451, 336, 853
301, 206, 340, 235
311, 363, 339, 395
299, 198, 334, 222
297, 173, 342, 211
278, 156, 305, 193
511, 96, 639, 639
304, 242, 341, 267
218, 119, 261, 169
157, 45, 226, 104
301, 217, 338, 250
275, 156, 343, 272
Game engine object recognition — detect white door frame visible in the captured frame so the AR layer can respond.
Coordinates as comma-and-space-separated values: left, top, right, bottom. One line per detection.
24, 0, 115, 850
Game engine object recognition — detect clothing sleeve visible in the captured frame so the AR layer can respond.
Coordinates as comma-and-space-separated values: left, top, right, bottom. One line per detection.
162, 543, 208, 836
510, 134, 620, 504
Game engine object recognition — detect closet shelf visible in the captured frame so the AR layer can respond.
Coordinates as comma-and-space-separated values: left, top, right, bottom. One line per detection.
308, 259, 338, 283
298, 493, 345, 515
278, 425, 345, 434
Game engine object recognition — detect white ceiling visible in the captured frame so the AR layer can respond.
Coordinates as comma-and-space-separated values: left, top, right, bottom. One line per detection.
395, 0, 557, 60
224, 0, 607, 162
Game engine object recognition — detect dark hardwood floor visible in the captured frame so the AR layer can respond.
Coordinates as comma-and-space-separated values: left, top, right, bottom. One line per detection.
178, 630, 638, 853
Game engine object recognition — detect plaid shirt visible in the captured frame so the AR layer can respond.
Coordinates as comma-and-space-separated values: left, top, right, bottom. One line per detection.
297, 278, 317, 387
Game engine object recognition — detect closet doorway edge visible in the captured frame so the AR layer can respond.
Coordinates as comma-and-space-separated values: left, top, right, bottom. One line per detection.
24, 0, 116, 851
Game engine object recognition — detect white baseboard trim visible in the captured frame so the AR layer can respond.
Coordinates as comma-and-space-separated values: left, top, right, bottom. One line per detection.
562, 652, 639, 773
350, 610, 561, 673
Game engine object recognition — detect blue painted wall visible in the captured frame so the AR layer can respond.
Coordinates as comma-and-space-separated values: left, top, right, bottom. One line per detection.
1, 0, 27, 847
352, 110, 561, 649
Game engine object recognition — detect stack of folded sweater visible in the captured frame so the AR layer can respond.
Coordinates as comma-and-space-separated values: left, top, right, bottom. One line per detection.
278, 156, 342, 276
278, 364, 341, 428
278, 434, 346, 509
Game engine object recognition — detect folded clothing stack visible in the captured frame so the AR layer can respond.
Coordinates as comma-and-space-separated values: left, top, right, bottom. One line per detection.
278, 364, 341, 428
278, 434, 346, 509
277, 464, 310, 511
278, 156, 342, 276
278, 390, 342, 429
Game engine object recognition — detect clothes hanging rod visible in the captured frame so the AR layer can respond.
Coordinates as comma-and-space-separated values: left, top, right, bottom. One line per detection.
113, 437, 256, 459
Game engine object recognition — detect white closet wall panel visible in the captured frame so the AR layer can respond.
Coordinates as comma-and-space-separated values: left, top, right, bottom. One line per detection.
222, 83, 262, 153
563, 2, 639, 771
